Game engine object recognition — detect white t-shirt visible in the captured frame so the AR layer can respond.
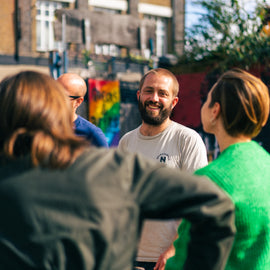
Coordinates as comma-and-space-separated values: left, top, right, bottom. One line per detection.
118, 121, 208, 262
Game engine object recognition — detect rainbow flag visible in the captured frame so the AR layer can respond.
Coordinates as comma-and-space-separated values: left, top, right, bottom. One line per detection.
88, 79, 120, 147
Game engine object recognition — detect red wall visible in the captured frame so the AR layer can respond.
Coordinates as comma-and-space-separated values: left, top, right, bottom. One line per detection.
172, 72, 206, 128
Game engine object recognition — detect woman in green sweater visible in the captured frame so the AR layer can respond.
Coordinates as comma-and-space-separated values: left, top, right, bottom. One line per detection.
166, 68, 270, 270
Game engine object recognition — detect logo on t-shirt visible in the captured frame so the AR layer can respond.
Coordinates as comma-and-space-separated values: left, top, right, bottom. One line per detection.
156, 153, 170, 163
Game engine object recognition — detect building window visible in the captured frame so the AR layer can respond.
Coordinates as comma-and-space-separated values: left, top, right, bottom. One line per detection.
144, 15, 167, 57
36, 0, 63, 52
156, 17, 167, 57
94, 44, 120, 56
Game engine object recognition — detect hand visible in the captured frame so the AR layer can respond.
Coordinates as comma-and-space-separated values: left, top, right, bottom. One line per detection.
154, 245, 175, 270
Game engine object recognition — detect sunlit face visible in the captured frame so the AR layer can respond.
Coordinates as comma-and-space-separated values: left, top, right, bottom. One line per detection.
201, 86, 215, 134
137, 73, 178, 126
57, 75, 85, 117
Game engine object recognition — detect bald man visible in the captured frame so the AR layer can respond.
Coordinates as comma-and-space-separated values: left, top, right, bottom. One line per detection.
57, 73, 108, 147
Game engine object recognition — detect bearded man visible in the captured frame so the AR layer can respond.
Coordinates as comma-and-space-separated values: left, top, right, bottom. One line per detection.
118, 68, 208, 270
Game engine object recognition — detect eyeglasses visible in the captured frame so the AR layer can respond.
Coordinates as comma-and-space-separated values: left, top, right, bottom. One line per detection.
69, 95, 81, 99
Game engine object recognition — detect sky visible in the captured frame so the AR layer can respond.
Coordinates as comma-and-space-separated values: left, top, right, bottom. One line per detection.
185, 0, 270, 28
185, 1, 206, 28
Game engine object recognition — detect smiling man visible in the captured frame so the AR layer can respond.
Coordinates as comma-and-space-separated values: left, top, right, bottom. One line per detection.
118, 68, 208, 270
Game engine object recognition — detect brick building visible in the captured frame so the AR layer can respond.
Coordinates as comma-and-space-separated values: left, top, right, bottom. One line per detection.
0, 0, 185, 67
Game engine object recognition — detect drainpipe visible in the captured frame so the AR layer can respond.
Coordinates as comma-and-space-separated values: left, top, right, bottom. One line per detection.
14, 0, 21, 62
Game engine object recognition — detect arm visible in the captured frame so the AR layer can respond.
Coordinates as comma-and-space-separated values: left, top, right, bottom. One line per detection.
154, 233, 178, 270
132, 156, 235, 270
180, 131, 208, 173
92, 127, 108, 148
117, 136, 126, 151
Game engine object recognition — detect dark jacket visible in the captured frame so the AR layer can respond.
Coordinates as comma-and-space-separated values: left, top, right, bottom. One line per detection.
0, 148, 235, 270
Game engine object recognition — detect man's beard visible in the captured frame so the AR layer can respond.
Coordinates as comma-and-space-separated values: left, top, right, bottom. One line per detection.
138, 98, 172, 126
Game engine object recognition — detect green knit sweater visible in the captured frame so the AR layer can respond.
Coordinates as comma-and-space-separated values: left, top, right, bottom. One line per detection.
166, 141, 270, 270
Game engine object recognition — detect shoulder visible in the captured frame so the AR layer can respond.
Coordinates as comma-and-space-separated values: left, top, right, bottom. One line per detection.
75, 115, 105, 135
170, 121, 205, 145
75, 116, 108, 147
119, 127, 139, 144
75, 115, 96, 130
170, 121, 201, 137
168, 122, 208, 170
195, 161, 215, 176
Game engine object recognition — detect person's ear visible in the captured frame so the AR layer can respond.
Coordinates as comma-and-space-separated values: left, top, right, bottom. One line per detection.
74, 97, 84, 109
172, 96, 179, 109
212, 102, 221, 119
137, 90, 141, 101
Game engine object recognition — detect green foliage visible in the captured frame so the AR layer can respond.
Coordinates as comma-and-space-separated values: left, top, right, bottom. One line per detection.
81, 49, 92, 67
182, 0, 270, 71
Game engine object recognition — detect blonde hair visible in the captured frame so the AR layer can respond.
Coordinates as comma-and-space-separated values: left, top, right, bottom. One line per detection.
0, 71, 89, 168
209, 68, 270, 138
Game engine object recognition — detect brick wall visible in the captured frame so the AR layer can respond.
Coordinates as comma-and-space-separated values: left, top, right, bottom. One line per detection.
0, 0, 36, 57
19, 0, 35, 56
0, 1, 15, 55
